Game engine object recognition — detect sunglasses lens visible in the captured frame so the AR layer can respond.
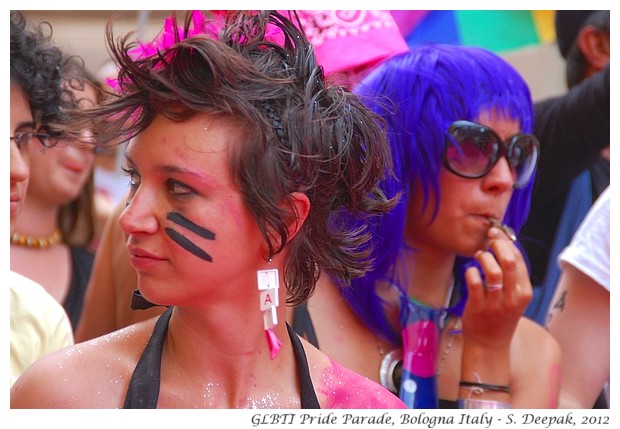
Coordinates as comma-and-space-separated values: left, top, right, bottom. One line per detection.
509, 136, 539, 188
445, 124, 498, 178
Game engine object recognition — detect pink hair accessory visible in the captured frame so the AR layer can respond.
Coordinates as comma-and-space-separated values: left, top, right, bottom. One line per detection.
130, 10, 222, 60
107, 11, 288, 92
107, 11, 218, 92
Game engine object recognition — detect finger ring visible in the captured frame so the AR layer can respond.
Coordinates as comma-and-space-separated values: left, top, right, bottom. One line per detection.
485, 283, 503, 292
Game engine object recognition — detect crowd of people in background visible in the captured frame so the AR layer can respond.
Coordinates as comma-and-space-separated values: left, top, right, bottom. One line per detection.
9, 9, 610, 410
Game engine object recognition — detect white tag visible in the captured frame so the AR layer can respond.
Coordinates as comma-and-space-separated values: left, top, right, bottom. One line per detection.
257, 269, 279, 291
263, 306, 278, 330
260, 287, 279, 311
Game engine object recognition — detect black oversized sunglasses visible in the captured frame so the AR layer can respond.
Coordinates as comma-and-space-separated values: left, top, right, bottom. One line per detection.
442, 120, 540, 189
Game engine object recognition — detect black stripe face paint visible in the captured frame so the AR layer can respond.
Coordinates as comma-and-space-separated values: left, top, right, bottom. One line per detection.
165, 228, 213, 262
165, 212, 216, 262
167, 212, 216, 240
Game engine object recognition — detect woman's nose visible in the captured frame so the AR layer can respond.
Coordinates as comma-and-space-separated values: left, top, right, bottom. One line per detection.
10, 141, 29, 184
483, 156, 515, 193
118, 188, 159, 235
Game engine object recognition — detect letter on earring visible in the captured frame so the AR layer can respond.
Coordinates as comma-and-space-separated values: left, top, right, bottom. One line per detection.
260, 288, 279, 311
257, 268, 281, 359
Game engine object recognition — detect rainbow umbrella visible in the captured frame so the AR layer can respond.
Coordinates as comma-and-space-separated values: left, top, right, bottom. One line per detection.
391, 10, 556, 53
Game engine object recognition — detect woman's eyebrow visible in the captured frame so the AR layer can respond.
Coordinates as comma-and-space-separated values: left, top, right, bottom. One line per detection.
157, 164, 200, 175
157, 164, 220, 188
14, 121, 37, 131
124, 150, 220, 187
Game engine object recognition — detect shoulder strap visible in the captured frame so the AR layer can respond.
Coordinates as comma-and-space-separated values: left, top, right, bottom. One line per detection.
287, 323, 320, 409
123, 307, 173, 408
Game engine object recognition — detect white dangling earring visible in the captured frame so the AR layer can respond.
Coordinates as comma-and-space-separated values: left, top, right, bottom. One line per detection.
257, 263, 281, 359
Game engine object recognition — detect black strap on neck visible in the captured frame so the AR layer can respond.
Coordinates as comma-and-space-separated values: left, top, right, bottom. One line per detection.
123, 306, 172, 408
287, 323, 320, 408
123, 308, 320, 409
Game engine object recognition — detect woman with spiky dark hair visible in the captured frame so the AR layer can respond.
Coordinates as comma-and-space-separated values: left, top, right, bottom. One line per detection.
11, 10, 405, 409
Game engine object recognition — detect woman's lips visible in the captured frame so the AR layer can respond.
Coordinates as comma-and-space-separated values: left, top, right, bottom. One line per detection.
61, 160, 88, 174
127, 246, 168, 270
10, 194, 22, 216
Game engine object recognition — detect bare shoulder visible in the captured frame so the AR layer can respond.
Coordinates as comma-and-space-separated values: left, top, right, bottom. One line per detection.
11, 318, 157, 409
325, 360, 407, 409
302, 339, 405, 409
509, 317, 562, 407
513, 316, 560, 357
324, 361, 407, 409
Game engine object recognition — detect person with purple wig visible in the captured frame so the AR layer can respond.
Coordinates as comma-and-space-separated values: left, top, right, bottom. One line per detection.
291, 44, 561, 408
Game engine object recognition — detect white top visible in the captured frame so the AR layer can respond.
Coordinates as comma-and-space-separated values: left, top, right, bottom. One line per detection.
558, 186, 610, 292
10, 270, 74, 387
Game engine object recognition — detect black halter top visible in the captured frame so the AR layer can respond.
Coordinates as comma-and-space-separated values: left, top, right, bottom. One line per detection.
123, 307, 320, 409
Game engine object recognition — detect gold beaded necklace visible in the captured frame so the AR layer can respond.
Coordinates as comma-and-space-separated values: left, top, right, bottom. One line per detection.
11, 229, 62, 249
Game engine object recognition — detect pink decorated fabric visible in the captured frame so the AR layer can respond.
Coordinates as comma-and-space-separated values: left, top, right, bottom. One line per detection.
289, 10, 408, 86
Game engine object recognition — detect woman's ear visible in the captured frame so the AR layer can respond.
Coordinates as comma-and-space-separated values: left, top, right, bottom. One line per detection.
577, 25, 610, 72
260, 192, 311, 256
285, 192, 310, 241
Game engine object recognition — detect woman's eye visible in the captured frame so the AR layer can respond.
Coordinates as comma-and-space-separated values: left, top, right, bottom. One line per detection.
121, 167, 140, 187
168, 179, 194, 197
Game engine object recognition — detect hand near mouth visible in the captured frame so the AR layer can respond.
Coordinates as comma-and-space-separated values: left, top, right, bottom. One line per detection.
487, 217, 517, 242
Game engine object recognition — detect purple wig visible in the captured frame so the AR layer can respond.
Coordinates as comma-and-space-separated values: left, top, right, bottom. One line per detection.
341, 44, 536, 344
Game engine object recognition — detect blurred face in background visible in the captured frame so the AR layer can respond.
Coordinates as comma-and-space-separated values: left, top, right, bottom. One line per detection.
26, 82, 97, 207
10, 82, 34, 231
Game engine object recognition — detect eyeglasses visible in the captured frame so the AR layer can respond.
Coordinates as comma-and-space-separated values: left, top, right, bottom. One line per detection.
55, 137, 97, 152
10, 130, 56, 156
442, 120, 540, 189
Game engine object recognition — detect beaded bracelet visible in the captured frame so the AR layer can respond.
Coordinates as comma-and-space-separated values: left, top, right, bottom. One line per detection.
458, 399, 511, 409
459, 380, 511, 394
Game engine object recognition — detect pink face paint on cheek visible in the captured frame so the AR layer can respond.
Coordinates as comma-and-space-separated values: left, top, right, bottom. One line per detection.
221, 194, 254, 233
